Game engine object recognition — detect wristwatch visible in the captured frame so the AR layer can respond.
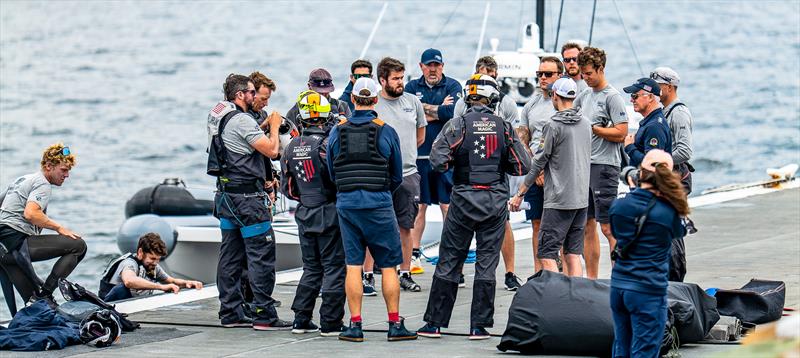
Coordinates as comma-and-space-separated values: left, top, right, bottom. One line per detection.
513, 191, 525, 199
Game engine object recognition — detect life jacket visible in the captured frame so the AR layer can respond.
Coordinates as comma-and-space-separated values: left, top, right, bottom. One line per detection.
453, 111, 507, 186
207, 105, 266, 187
285, 129, 336, 207
332, 118, 391, 192
97, 253, 151, 299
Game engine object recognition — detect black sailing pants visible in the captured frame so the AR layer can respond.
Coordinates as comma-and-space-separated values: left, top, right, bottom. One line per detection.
424, 202, 507, 328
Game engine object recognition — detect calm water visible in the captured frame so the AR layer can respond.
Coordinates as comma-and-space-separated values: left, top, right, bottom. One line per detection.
1, 0, 798, 318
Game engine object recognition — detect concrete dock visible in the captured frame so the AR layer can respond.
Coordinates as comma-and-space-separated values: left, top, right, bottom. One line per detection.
5, 188, 799, 357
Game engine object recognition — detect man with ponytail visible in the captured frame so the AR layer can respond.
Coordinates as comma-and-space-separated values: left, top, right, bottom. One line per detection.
608, 149, 688, 358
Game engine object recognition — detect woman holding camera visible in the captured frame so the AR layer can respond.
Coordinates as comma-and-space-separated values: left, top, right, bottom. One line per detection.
608, 149, 688, 358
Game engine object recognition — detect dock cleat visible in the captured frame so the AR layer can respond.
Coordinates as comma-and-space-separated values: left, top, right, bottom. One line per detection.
253, 318, 292, 331
363, 273, 377, 296
504, 272, 522, 291
416, 323, 442, 338
387, 318, 418, 341
469, 327, 491, 340
292, 319, 319, 334
338, 321, 364, 342
399, 273, 421, 292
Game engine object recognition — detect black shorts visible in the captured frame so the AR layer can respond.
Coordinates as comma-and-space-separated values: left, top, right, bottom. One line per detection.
587, 164, 619, 224
393, 173, 420, 229
524, 185, 545, 221
537, 207, 588, 259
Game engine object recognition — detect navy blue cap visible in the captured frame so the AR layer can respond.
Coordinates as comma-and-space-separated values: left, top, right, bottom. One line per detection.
623, 77, 661, 96
421, 48, 444, 65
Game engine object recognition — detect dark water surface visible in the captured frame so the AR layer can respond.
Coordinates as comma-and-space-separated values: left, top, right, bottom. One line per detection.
1, 1, 798, 318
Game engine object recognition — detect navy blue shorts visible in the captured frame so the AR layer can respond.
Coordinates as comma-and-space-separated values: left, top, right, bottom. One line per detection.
338, 206, 403, 268
417, 158, 452, 205
524, 185, 545, 221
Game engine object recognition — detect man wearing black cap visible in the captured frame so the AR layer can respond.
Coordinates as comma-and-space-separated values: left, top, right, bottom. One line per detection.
405, 48, 462, 273
623, 78, 672, 167
286, 68, 352, 133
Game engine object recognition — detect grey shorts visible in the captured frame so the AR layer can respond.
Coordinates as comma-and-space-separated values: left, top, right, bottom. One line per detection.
392, 173, 420, 229
537, 207, 588, 260
587, 164, 619, 224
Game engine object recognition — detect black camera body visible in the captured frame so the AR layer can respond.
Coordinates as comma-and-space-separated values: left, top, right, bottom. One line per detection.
619, 166, 640, 187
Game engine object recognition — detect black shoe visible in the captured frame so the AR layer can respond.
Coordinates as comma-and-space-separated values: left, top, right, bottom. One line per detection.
28, 290, 58, 310
417, 323, 441, 338
320, 324, 346, 337
221, 316, 253, 328
388, 318, 418, 341
338, 321, 364, 342
458, 273, 466, 288
363, 273, 377, 296
254, 318, 292, 331
399, 273, 421, 292
469, 326, 491, 340
504, 272, 521, 291
292, 319, 319, 334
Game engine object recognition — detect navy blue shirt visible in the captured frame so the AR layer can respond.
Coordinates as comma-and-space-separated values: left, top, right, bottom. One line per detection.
327, 109, 403, 209
404, 75, 462, 156
338, 81, 355, 113
624, 108, 672, 168
609, 188, 685, 295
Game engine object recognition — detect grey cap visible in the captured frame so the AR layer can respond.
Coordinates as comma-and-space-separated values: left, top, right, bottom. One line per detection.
650, 67, 680, 87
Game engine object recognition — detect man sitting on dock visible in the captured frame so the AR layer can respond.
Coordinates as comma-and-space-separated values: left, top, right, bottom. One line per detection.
99, 233, 202, 302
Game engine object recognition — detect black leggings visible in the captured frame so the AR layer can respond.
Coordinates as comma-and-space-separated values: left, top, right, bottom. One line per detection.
0, 229, 87, 301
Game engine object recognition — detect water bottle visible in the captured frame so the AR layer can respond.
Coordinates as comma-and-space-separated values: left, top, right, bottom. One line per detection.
519, 201, 531, 210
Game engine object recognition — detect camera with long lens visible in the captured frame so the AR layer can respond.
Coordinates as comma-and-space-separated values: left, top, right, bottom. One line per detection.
619, 166, 640, 187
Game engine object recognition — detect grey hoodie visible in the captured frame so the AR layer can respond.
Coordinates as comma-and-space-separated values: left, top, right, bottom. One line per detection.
523, 107, 591, 210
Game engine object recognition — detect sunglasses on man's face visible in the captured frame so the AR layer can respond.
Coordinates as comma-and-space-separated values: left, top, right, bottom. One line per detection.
631, 92, 650, 100
563, 57, 578, 63
240, 89, 255, 96
352, 73, 371, 80
536, 71, 558, 78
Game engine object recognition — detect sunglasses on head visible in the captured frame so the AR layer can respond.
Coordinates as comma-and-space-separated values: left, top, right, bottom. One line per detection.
536, 71, 558, 78
563, 57, 578, 63
61, 146, 71, 156
649, 72, 673, 84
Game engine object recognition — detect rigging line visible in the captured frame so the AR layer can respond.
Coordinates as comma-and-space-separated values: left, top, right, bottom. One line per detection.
553, 0, 565, 53
516, 0, 524, 47
473, 2, 491, 68
431, 0, 463, 47
612, 0, 645, 77
588, 0, 597, 45
359, 2, 388, 59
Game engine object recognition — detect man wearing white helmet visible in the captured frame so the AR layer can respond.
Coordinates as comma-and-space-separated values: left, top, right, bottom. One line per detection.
509, 78, 592, 277
281, 91, 346, 337
418, 74, 531, 340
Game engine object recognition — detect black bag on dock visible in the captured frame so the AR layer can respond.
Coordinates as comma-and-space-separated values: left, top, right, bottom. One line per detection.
714, 279, 785, 324
58, 279, 140, 332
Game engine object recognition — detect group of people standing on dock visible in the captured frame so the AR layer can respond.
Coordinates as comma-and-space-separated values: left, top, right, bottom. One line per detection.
0, 41, 695, 356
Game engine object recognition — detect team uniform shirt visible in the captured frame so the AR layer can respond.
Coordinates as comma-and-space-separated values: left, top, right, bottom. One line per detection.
405, 75, 462, 157
574, 85, 629, 166
520, 92, 556, 152
0, 172, 52, 236
374, 93, 427, 176
107, 257, 170, 297
663, 99, 693, 165
326, 110, 403, 209
624, 108, 672, 168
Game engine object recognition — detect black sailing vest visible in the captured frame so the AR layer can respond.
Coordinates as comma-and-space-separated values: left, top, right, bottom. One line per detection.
453, 111, 507, 186
285, 128, 336, 207
332, 118, 391, 192
222, 111, 267, 187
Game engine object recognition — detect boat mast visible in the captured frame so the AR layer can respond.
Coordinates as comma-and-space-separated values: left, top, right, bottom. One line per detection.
536, 0, 545, 50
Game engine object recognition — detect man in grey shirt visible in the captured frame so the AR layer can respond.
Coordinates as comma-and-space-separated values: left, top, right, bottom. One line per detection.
374, 57, 426, 292
517, 56, 561, 273
510, 78, 590, 277
651, 67, 694, 194
573, 47, 628, 280
0, 143, 86, 310
101, 233, 202, 301
561, 42, 589, 94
